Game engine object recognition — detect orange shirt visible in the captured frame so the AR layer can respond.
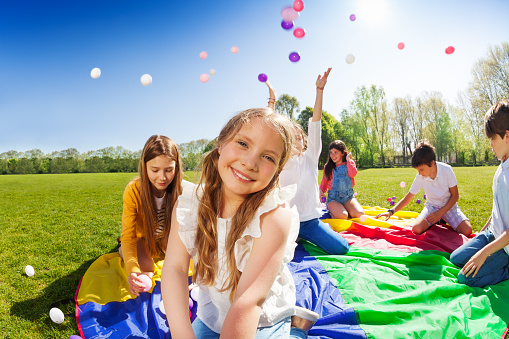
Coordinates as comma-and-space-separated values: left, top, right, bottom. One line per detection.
120, 179, 146, 275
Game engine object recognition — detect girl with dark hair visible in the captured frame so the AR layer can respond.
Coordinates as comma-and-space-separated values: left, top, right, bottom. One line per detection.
320, 140, 364, 219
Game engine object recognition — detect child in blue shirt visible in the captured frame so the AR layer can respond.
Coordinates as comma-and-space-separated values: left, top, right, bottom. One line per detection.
450, 101, 509, 287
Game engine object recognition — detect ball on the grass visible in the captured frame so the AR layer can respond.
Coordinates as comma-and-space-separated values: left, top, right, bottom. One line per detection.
69, 336, 83, 339
49, 307, 65, 324
390, 200, 395, 206
416, 199, 421, 204
392, 196, 396, 200
387, 197, 391, 202
25, 265, 35, 277
400, 181, 406, 188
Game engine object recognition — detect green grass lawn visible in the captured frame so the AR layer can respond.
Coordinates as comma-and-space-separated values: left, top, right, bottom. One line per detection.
0, 167, 499, 338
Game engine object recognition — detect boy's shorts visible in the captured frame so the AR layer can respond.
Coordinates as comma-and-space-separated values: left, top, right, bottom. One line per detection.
418, 202, 468, 230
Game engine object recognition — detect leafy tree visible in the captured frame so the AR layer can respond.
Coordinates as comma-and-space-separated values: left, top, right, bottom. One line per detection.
275, 94, 300, 120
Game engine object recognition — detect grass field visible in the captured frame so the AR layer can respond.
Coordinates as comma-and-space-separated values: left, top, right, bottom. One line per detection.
0, 167, 499, 338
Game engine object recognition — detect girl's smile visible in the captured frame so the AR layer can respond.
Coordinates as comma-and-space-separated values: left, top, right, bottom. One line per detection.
218, 117, 284, 208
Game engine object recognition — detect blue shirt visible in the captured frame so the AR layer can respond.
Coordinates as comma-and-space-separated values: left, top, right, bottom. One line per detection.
489, 158, 509, 255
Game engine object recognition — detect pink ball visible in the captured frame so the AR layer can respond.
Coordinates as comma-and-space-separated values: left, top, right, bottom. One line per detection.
138, 275, 152, 292
293, 0, 304, 12
281, 6, 299, 22
200, 74, 209, 83
231, 46, 239, 54
387, 198, 391, 202
445, 46, 455, 55
400, 181, 406, 188
398, 42, 405, 50
359, 215, 367, 222
199, 51, 207, 59
349, 14, 356, 21
293, 28, 306, 38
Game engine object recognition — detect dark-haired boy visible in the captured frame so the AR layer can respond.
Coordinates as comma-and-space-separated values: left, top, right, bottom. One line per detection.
450, 101, 509, 287
376, 140, 472, 236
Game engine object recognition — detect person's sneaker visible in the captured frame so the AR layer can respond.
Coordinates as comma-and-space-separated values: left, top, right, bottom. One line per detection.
291, 306, 319, 332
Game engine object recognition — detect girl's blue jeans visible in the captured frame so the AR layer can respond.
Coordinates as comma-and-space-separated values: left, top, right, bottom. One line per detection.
450, 228, 509, 287
299, 218, 349, 255
192, 317, 307, 338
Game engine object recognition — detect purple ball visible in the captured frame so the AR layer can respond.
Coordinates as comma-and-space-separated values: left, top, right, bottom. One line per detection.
350, 14, 356, 21
416, 199, 421, 204
390, 200, 395, 206
281, 20, 294, 30
289, 52, 300, 62
69, 336, 83, 339
392, 196, 396, 200
423, 194, 427, 199
321, 196, 326, 203
257, 73, 268, 82
189, 297, 194, 310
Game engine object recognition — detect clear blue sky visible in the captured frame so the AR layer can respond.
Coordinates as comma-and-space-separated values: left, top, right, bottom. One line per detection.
1, 0, 508, 154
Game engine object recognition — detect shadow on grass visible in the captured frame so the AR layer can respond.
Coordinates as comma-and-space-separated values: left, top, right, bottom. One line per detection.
10, 245, 119, 323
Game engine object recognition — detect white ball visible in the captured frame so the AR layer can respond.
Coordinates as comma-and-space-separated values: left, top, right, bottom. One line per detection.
159, 300, 166, 314
90, 67, 101, 79
345, 54, 355, 64
25, 265, 35, 277
140, 74, 152, 86
138, 274, 152, 291
49, 307, 65, 324
210, 69, 216, 76
190, 286, 199, 301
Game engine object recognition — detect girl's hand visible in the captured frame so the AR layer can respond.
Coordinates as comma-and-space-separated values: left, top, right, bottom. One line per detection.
266, 81, 276, 109
128, 272, 154, 296
462, 251, 488, 278
346, 152, 352, 161
316, 67, 332, 89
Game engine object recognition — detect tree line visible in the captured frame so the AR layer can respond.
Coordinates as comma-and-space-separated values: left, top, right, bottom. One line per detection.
2, 42, 508, 175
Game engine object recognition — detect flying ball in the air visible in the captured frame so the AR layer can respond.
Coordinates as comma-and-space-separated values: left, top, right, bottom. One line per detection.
140, 74, 152, 86
90, 68, 101, 79
345, 54, 355, 64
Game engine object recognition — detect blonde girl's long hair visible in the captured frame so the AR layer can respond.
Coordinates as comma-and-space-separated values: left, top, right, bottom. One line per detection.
138, 135, 183, 258
193, 108, 294, 302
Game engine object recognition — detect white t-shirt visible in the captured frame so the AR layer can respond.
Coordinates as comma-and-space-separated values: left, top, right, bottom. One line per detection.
488, 159, 509, 255
409, 162, 458, 207
279, 119, 323, 222
177, 184, 299, 333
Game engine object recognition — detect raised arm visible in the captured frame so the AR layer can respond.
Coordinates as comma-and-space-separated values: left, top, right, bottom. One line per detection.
266, 81, 277, 110
161, 203, 195, 339
220, 204, 292, 338
312, 67, 332, 122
